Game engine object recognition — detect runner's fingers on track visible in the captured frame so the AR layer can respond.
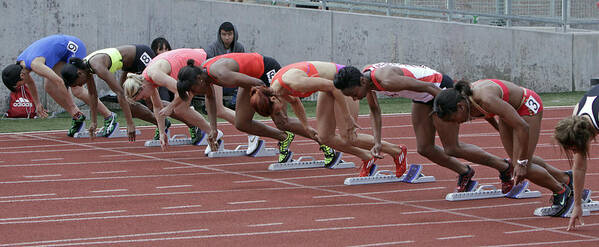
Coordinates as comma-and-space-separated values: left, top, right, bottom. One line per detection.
160, 133, 168, 151
88, 122, 97, 140
127, 125, 136, 142
567, 207, 584, 231
370, 144, 383, 159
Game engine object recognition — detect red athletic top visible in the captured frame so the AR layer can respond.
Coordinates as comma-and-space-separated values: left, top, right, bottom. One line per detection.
273, 62, 319, 98
142, 48, 207, 86
203, 53, 264, 79
470, 79, 514, 118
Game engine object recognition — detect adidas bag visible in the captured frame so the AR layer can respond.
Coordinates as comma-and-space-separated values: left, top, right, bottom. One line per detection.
6, 85, 36, 118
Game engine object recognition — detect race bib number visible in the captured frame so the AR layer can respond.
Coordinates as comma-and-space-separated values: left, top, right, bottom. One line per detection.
524, 95, 540, 114
66, 41, 79, 53
139, 52, 152, 66
265, 69, 276, 83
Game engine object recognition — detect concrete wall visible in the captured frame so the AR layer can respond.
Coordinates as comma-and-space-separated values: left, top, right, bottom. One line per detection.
1, 0, 598, 114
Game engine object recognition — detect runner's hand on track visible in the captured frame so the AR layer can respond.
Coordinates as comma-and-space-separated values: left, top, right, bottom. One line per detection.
208, 129, 219, 151
36, 105, 48, 118
370, 143, 383, 159
514, 165, 527, 185
127, 125, 136, 142
88, 122, 97, 140
567, 205, 584, 231
160, 133, 168, 151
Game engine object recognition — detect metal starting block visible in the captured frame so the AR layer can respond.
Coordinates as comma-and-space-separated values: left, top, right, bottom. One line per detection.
268, 153, 356, 171
533, 189, 599, 217
205, 140, 278, 158
74, 122, 140, 138
144, 130, 222, 147
445, 181, 541, 201
344, 164, 435, 185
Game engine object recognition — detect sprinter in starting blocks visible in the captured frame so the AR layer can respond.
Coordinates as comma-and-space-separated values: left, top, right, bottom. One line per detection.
204, 137, 278, 158
343, 164, 435, 185
445, 180, 541, 201
144, 130, 223, 147
74, 122, 140, 138
533, 189, 599, 218
268, 152, 355, 171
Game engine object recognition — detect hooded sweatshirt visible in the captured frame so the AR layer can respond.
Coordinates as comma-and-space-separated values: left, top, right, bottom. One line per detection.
205, 22, 245, 59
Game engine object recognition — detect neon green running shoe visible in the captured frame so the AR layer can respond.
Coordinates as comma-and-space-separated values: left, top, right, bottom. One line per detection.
320, 144, 340, 167
153, 118, 172, 140
100, 112, 118, 137
277, 131, 295, 163
67, 113, 86, 137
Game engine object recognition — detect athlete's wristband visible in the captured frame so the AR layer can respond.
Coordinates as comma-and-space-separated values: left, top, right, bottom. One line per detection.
517, 159, 528, 167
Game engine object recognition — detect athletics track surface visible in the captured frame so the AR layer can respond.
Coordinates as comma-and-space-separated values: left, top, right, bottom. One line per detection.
0, 106, 598, 246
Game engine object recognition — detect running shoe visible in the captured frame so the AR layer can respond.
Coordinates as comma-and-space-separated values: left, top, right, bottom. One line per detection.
550, 184, 574, 217
100, 112, 118, 137
278, 131, 295, 163
190, 126, 206, 145
67, 112, 86, 137
246, 135, 260, 155
153, 118, 172, 140
456, 165, 476, 192
320, 145, 340, 167
499, 159, 514, 194
359, 158, 377, 177
394, 145, 408, 177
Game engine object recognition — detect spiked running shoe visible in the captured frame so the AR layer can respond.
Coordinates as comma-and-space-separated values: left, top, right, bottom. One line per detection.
320, 145, 340, 167
100, 112, 118, 137
278, 131, 295, 163
550, 185, 574, 217
153, 118, 172, 140
246, 135, 260, 155
190, 126, 206, 145
394, 145, 408, 177
67, 112, 86, 137
456, 165, 476, 192
359, 158, 377, 177
499, 159, 514, 194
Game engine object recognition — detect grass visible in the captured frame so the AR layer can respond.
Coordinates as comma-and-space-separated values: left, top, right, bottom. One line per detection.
0, 91, 585, 133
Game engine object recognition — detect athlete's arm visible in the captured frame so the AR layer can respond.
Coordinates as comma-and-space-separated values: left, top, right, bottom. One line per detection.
203, 84, 220, 148
366, 91, 383, 156
146, 61, 177, 92
21, 70, 47, 118
91, 59, 136, 141
283, 95, 309, 128
568, 146, 589, 231
84, 73, 99, 137
485, 117, 500, 131
150, 88, 168, 150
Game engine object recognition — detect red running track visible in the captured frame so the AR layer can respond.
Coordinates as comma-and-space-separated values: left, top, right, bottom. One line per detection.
0, 106, 598, 246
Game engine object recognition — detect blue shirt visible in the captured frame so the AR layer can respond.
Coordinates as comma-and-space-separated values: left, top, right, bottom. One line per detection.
17, 34, 87, 70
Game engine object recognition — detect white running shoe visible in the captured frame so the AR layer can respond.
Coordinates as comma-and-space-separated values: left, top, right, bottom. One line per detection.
246, 135, 260, 155
204, 130, 224, 155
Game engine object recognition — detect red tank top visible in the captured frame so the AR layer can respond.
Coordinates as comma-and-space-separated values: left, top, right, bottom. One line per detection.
273, 62, 319, 98
203, 53, 264, 79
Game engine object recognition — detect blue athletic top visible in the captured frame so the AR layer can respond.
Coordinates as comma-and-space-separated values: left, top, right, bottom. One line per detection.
17, 34, 86, 70
576, 85, 599, 130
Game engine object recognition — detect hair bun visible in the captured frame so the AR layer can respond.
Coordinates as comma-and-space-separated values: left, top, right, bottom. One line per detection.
187, 59, 195, 66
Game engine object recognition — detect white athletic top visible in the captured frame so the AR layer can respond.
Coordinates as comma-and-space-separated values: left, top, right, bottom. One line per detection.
363, 63, 443, 103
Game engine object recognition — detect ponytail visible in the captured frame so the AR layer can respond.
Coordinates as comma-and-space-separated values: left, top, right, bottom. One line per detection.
554, 115, 596, 162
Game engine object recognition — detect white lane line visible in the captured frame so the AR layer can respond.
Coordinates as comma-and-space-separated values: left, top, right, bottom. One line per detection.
482, 239, 599, 247
0, 228, 209, 247
23, 174, 61, 178
227, 200, 267, 205
0, 193, 56, 199
347, 240, 415, 247
437, 235, 474, 240
248, 222, 283, 227
504, 222, 599, 234
163, 166, 195, 170
161, 205, 202, 210
156, 185, 192, 189
89, 189, 128, 193
91, 170, 127, 174
401, 202, 541, 215
0, 210, 126, 221
313, 187, 446, 198
30, 157, 64, 162
315, 217, 354, 222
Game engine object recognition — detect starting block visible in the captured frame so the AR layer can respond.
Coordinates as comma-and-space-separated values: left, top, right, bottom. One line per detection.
445, 181, 541, 201
74, 122, 140, 138
344, 164, 435, 185
533, 189, 599, 217
268, 153, 356, 171
144, 130, 222, 147
205, 139, 278, 158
